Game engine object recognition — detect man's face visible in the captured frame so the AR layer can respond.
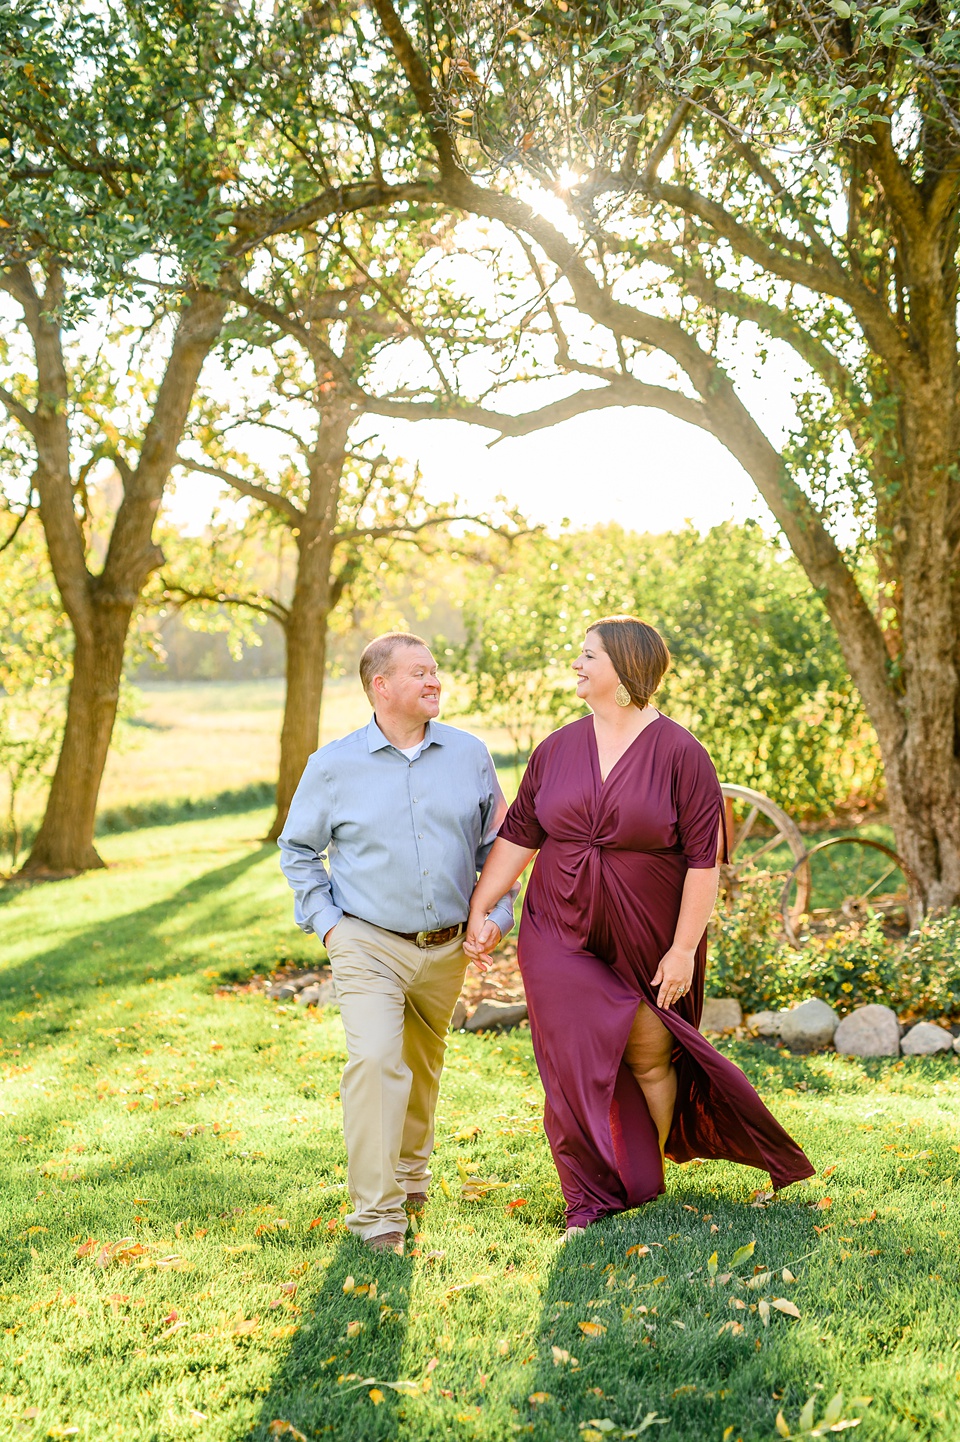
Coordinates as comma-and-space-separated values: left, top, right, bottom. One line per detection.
376, 645, 441, 722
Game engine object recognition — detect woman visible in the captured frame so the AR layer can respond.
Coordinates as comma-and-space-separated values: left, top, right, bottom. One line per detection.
465, 616, 814, 1236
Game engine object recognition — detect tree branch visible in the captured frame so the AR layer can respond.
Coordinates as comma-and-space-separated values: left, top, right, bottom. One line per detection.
174, 453, 304, 526
0, 383, 38, 438
362, 374, 711, 441
368, 0, 460, 179
159, 579, 290, 626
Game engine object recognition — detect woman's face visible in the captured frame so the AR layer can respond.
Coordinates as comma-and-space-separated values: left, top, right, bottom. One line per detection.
573, 631, 620, 706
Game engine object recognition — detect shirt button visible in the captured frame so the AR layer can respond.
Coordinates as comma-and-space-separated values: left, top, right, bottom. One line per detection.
412, 796, 418, 803
423, 869, 429, 876
417, 832, 423, 839
427, 903, 434, 910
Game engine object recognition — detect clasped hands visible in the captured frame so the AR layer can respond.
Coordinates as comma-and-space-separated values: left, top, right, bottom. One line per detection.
463, 909, 502, 971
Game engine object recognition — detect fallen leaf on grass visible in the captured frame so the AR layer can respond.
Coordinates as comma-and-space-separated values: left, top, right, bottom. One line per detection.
770, 1298, 801, 1318
707, 1251, 718, 1277
745, 1271, 773, 1291
451, 1125, 482, 1141
626, 1244, 650, 1259
577, 1321, 607, 1338
551, 1346, 578, 1366
730, 1240, 756, 1268
758, 1298, 770, 1327
813, 1197, 833, 1211
444, 1274, 491, 1298
422, 1250, 446, 1263
775, 1389, 869, 1437
268, 1424, 306, 1442
528, 1392, 551, 1404
822, 1164, 837, 1177
717, 1320, 744, 1335
782, 1268, 796, 1283
346, 1320, 364, 1337
368, 1389, 384, 1405
505, 1198, 528, 1212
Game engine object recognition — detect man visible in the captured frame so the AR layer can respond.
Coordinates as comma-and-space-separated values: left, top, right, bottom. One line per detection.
278, 631, 516, 1254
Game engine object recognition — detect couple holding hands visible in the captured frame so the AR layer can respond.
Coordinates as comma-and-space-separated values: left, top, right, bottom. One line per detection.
279, 620, 813, 1254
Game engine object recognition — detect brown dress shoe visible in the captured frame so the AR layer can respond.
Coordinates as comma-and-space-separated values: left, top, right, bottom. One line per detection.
364, 1230, 405, 1254
404, 1192, 428, 1210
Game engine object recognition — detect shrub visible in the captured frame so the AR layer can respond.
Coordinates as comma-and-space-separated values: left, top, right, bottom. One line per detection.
802, 914, 900, 1012
895, 910, 960, 1022
707, 873, 801, 1013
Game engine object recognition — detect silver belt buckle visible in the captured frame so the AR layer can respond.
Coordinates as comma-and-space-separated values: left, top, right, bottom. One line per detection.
415, 929, 429, 948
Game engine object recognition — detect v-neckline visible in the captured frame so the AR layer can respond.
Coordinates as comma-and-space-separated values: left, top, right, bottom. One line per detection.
591, 712, 661, 789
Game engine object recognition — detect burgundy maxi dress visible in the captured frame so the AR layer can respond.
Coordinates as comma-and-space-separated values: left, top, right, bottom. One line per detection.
498, 713, 814, 1229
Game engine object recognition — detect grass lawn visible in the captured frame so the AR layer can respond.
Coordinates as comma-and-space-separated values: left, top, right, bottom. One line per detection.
2, 812, 958, 1442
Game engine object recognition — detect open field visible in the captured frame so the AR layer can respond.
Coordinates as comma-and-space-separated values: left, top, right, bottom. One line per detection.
1, 811, 958, 1441
96, 680, 524, 821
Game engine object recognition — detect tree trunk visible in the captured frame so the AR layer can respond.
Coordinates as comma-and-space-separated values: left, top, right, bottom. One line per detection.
874, 383, 960, 911
20, 287, 227, 875
266, 522, 336, 843
23, 611, 131, 874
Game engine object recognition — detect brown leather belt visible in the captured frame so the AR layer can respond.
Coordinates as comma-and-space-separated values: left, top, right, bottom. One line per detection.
344, 914, 465, 949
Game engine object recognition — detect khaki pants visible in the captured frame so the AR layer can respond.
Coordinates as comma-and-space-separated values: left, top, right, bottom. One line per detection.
325, 914, 467, 1240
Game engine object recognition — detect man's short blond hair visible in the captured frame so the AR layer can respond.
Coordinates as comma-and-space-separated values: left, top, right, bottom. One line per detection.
359, 631, 430, 702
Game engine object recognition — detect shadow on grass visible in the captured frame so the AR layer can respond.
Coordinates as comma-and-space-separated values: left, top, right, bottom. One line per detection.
245, 1233, 414, 1442
0, 844, 272, 1008
508, 1171, 949, 1442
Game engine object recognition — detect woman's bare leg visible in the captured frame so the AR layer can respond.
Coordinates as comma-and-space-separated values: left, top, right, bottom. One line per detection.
623, 1002, 677, 1152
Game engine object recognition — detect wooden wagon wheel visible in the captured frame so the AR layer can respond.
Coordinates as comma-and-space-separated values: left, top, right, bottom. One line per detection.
779, 835, 924, 949
719, 784, 811, 939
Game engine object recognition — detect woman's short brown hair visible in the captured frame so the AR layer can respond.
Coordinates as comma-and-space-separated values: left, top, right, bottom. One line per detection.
588, 615, 670, 709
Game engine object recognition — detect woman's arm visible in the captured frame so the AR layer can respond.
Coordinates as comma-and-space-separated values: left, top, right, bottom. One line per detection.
654, 819, 724, 1009
465, 837, 537, 961
652, 867, 720, 1009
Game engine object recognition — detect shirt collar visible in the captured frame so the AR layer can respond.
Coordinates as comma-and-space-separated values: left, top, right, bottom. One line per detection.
366, 715, 443, 753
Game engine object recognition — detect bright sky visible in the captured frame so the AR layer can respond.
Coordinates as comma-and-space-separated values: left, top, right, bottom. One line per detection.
355, 406, 772, 534
165, 383, 779, 538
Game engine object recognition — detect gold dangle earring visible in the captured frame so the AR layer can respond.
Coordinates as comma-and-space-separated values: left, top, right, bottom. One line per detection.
614, 682, 632, 708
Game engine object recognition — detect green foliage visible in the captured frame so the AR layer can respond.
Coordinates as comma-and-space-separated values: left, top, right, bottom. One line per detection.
453, 520, 881, 817
707, 873, 799, 1011
898, 911, 960, 1022
802, 913, 901, 1013
709, 881, 960, 1020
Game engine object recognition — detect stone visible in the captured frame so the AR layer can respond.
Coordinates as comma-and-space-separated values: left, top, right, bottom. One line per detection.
900, 1021, 954, 1055
699, 998, 743, 1034
268, 981, 300, 1001
449, 998, 468, 1031
833, 1004, 900, 1057
778, 998, 839, 1052
464, 999, 529, 1033
295, 984, 322, 1006
746, 1011, 783, 1037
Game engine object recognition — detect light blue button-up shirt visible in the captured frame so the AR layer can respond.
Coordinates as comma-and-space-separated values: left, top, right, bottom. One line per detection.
278, 715, 517, 942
